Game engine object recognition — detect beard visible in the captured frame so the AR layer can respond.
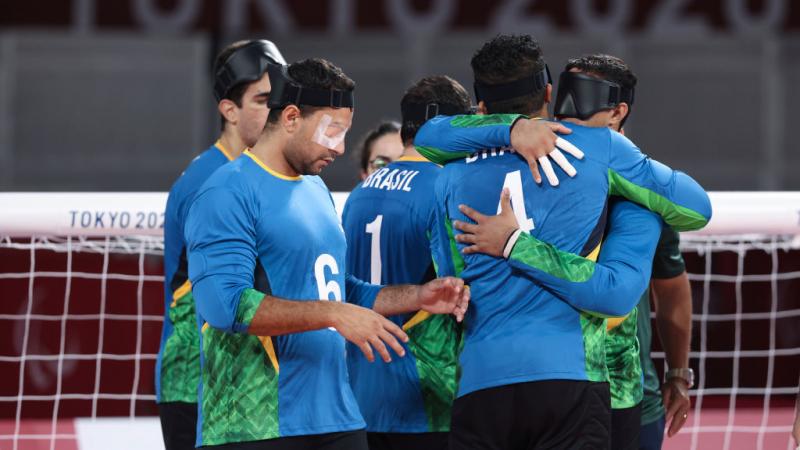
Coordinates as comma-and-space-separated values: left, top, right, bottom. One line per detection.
284, 140, 332, 176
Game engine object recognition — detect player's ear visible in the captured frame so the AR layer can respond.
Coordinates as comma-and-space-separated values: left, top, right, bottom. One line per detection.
282, 105, 302, 132
610, 103, 629, 130
477, 101, 488, 115
544, 84, 553, 104
218, 99, 239, 126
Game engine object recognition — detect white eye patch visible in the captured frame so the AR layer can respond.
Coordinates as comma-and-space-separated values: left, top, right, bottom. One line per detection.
312, 114, 349, 150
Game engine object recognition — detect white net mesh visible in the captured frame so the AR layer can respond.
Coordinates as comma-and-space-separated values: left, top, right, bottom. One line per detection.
0, 190, 798, 449
0, 236, 164, 450
650, 234, 800, 450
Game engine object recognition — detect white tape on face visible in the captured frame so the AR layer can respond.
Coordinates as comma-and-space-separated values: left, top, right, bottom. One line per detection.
312, 114, 349, 150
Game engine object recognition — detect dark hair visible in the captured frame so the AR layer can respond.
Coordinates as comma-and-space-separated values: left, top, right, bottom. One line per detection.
565, 54, 637, 92
399, 75, 472, 146
213, 40, 254, 131
357, 121, 401, 173
471, 34, 547, 115
266, 58, 356, 124
565, 54, 637, 125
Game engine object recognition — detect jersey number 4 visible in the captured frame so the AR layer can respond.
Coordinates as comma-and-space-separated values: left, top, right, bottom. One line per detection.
501, 170, 535, 232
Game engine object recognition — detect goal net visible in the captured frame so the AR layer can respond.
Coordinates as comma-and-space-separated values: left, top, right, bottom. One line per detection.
0, 192, 798, 450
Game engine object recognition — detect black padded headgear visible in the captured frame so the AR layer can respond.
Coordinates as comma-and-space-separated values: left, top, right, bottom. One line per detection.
267, 63, 354, 110
474, 65, 551, 104
554, 71, 635, 121
213, 40, 286, 102
400, 100, 470, 130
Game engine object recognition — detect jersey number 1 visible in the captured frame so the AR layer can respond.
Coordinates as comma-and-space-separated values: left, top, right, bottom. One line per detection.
365, 215, 383, 284
500, 170, 535, 232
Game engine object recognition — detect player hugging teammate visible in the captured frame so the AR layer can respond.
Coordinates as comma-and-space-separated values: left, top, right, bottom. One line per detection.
158, 34, 708, 450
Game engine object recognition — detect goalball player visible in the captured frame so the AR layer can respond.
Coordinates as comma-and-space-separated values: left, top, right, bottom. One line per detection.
342, 75, 473, 450
414, 34, 711, 449
184, 58, 469, 450
156, 39, 285, 450
554, 54, 694, 450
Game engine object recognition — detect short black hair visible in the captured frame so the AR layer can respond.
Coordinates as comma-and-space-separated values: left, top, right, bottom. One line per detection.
565, 54, 637, 93
399, 75, 471, 145
565, 54, 637, 124
213, 40, 253, 131
357, 121, 401, 173
471, 34, 547, 115
266, 58, 356, 124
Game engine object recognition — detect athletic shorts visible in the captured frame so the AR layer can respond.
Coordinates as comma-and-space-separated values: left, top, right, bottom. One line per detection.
203, 430, 368, 450
450, 380, 611, 450
611, 403, 642, 450
366, 431, 448, 450
158, 402, 197, 450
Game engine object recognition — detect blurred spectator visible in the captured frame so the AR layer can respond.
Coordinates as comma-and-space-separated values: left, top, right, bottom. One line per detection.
356, 121, 403, 180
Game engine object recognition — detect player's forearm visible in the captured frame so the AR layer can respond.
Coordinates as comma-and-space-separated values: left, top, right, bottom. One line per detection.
372, 285, 423, 316
246, 291, 341, 336
507, 233, 649, 317
653, 273, 692, 369
414, 114, 523, 164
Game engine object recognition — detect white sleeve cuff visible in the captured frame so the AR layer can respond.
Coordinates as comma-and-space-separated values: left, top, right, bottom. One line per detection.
503, 229, 523, 259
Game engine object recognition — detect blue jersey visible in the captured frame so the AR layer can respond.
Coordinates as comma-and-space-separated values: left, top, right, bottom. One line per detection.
422, 116, 711, 397
342, 156, 458, 433
156, 141, 234, 403
184, 150, 379, 447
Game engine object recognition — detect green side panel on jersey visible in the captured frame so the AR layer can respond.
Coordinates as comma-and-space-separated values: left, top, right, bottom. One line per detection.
237, 288, 265, 328
607, 169, 708, 232
200, 326, 280, 446
580, 313, 608, 383
449, 114, 522, 128
444, 217, 465, 277
405, 314, 461, 432
509, 233, 596, 283
606, 306, 643, 409
416, 146, 471, 165
160, 290, 201, 403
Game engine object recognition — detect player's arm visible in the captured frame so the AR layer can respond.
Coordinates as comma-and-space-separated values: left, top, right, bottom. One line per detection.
414, 114, 583, 184
607, 131, 712, 232
650, 228, 693, 437
185, 185, 409, 363
345, 272, 469, 322
414, 114, 524, 163
454, 193, 660, 317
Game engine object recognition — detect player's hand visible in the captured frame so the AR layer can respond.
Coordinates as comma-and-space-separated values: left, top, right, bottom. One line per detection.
417, 277, 470, 322
663, 377, 691, 437
453, 188, 519, 257
331, 303, 409, 363
509, 118, 584, 186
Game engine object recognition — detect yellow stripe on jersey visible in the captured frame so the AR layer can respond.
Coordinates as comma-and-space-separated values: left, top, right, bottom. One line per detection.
607, 315, 629, 331
259, 336, 280, 373
585, 242, 601, 263
202, 322, 209, 334
403, 310, 431, 331
244, 150, 301, 181
171, 280, 192, 308
396, 155, 430, 162
214, 140, 237, 162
